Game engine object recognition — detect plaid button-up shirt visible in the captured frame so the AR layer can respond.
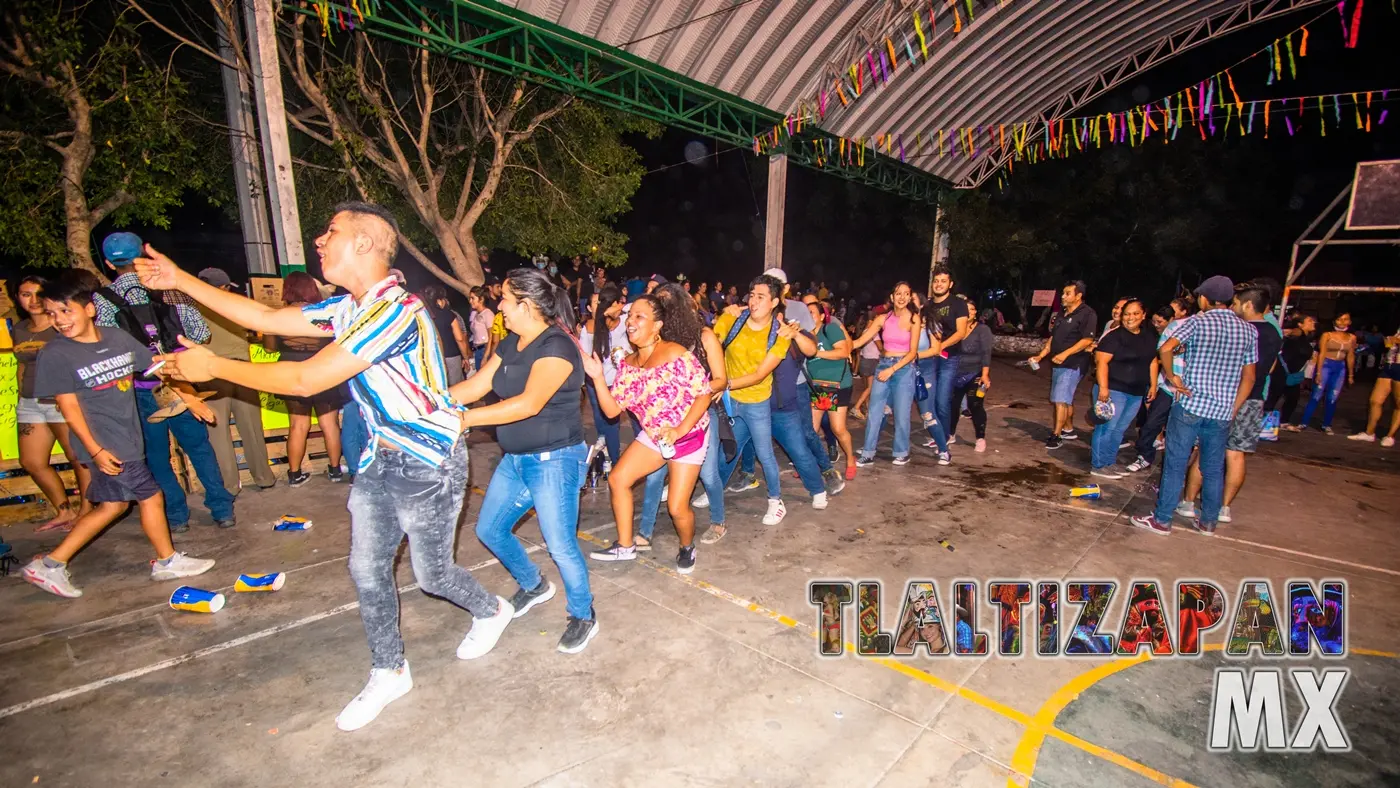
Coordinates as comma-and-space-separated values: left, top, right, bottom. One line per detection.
95, 272, 212, 346
1171, 307, 1259, 421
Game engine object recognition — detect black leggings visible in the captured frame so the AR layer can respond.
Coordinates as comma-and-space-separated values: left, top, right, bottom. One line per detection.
1264, 365, 1301, 423
949, 376, 987, 439
1134, 391, 1174, 464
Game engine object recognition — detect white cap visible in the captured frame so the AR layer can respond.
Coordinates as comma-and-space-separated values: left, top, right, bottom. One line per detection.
762, 267, 788, 284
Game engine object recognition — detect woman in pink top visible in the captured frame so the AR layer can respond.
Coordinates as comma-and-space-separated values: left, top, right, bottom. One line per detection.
581, 294, 712, 574
849, 282, 922, 465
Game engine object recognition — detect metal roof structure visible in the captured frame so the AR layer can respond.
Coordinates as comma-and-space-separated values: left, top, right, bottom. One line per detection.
504, 0, 1327, 189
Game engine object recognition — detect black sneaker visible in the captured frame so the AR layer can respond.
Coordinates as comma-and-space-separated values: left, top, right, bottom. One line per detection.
214, 516, 237, 529
287, 470, 311, 487
1060, 429, 1079, 441
508, 581, 556, 619
1045, 436, 1064, 450
677, 545, 696, 575
327, 466, 345, 483
558, 614, 599, 654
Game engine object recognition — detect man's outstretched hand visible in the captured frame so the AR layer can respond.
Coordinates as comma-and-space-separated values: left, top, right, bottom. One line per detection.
133, 244, 180, 290
156, 336, 218, 383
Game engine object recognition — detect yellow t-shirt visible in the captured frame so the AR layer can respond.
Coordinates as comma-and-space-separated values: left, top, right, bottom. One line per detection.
714, 311, 791, 404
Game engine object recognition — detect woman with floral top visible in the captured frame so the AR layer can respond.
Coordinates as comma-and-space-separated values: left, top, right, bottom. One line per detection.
582, 294, 712, 574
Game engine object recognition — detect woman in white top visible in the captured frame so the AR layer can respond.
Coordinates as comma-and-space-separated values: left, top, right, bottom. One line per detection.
468, 286, 496, 373
578, 283, 630, 463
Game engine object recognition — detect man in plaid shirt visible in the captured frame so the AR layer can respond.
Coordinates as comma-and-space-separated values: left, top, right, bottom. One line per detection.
1132, 276, 1257, 535
95, 232, 235, 531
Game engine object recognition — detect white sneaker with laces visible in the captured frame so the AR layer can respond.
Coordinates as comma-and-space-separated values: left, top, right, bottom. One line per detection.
1348, 433, 1376, 442
1125, 457, 1151, 473
692, 491, 709, 508
150, 552, 216, 582
457, 596, 515, 660
1218, 505, 1233, 524
763, 498, 787, 525
812, 491, 828, 510
336, 661, 413, 731
1174, 500, 1196, 519
22, 558, 82, 598
1383, 436, 1396, 447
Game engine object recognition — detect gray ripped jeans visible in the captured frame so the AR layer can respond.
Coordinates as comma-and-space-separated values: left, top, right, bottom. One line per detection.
347, 439, 499, 669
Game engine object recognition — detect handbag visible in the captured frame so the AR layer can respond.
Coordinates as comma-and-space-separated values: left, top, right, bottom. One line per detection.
913, 366, 929, 402
809, 380, 844, 412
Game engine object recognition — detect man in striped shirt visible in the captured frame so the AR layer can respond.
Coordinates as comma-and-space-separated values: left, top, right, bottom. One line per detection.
133, 202, 515, 732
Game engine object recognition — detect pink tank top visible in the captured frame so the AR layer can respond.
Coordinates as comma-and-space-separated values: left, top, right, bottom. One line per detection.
881, 313, 911, 353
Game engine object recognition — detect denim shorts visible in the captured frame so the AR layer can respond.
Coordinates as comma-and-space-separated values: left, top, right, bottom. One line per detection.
16, 397, 64, 424
1050, 367, 1083, 405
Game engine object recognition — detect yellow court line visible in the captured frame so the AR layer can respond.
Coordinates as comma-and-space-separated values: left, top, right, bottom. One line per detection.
579, 532, 1197, 787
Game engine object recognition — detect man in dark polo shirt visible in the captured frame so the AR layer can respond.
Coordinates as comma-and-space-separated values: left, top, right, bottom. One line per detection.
1029, 280, 1098, 450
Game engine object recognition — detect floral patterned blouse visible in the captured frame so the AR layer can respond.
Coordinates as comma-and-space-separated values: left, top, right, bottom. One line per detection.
609, 350, 711, 439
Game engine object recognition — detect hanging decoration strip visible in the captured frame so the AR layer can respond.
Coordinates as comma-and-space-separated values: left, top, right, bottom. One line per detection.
753, 0, 1386, 162
311, 0, 382, 38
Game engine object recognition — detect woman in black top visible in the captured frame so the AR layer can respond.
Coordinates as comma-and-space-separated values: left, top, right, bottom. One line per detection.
1272, 314, 1317, 430
449, 268, 597, 654
1089, 298, 1158, 478
421, 284, 471, 385
264, 272, 345, 485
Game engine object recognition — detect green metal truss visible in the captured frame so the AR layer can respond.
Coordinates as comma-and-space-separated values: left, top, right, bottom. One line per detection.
293, 0, 944, 204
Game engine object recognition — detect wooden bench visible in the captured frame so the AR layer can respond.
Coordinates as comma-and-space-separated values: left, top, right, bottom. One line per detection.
0, 424, 333, 526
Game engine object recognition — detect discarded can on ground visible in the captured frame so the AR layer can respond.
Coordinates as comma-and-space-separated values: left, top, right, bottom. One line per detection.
235, 572, 286, 592
1070, 484, 1102, 500
273, 516, 313, 531
169, 586, 225, 613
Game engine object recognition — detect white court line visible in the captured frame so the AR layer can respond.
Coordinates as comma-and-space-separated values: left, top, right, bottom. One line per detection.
0, 525, 613, 720
914, 472, 1400, 579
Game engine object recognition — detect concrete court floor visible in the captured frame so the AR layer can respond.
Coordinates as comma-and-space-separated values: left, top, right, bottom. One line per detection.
1, 359, 1398, 788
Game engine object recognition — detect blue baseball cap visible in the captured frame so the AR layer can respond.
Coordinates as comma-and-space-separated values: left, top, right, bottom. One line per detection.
102, 232, 144, 264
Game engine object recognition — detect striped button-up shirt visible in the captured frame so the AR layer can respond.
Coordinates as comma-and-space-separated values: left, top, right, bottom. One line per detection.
302, 276, 461, 471
1172, 308, 1259, 421
95, 272, 212, 345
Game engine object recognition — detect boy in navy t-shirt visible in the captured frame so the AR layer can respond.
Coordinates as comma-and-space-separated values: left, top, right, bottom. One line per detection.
20, 274, 216, 599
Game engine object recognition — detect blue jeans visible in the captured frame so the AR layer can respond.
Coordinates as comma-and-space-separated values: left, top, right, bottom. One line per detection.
341, 402, 369, 474
584, 381, 621, 463
1090, 386, 1143, 470
922, 355, 957, 435
1153, 404, 1230, 524
1300, 358, 1346, 428
475, 443, 593, 620
794, 382, 833, 474
860, 358, 914, 459
772, 404, 827, 496
639, 411, 725, 539
135, 388, 234, 525
916, 358, 950, 453
721, 399, 784, 499
472, 346, 486, 371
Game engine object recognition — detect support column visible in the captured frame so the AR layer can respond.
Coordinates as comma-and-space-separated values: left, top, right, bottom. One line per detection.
245, 0, 306, 273
764, 153, 787, 272
927, 202, 949, 296
218, 15, 276, 277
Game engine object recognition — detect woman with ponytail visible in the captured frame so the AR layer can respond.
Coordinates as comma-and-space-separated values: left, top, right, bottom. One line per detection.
577, 283, 628, 464
450, 267, 598, 654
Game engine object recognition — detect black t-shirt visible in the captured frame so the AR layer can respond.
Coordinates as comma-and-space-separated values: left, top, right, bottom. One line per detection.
573, 263, 595, 299
1250, 321, 1284, 400
1095, 326, 1158, 397
1280, 333, 1312, 373
926, 295, 969, 355
1050, 304, 1098, 373
429, 306, 458, 358
491, 325, 584, 454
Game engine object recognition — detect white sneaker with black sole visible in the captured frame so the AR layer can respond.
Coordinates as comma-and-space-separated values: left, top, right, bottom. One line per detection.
456, 596, 515, 659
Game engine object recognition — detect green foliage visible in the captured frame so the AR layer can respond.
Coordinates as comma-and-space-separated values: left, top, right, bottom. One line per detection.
0, 0, 227, 269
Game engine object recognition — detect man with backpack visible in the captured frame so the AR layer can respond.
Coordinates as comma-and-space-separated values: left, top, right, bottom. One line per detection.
93, 232, 236, 531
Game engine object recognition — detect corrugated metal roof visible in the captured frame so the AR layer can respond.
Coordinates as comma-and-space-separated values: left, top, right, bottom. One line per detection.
505, 0, 1325, 187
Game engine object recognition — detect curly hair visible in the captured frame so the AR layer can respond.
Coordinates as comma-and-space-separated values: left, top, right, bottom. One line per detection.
649, 284, 710, 372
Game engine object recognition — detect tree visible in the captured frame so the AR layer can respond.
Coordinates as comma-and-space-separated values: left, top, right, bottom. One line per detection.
0, 0, 225, 276
139, 1, 657, 292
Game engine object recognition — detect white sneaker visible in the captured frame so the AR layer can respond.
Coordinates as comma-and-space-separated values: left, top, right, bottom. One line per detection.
661, 486, 668, 503
1125, 457, 1151, 473
22, 558, 82, 598
1153, 436, 1165, 451
336, 661, 413, 731
693, 491, 709, 508
1383, 437, 1396, 447
975, 439, 986, 453
1218, 505, 1233, 524
1174, 500, 1196, 520
1348, 433, 1377, 442
812, 491, 829, 510
763, 498, 787, 525
150, 552, 216, 582
457, 596, 515, 660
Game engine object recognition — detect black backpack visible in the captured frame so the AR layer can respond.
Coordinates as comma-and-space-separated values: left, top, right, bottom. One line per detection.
98, 285, 184, 382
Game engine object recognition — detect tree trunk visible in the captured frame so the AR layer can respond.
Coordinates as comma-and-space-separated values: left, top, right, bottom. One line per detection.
56, 63, 108, 282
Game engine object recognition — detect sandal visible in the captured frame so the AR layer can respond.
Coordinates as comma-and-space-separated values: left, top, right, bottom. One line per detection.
633, 536, 652, 552
700, 525, 727, 545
